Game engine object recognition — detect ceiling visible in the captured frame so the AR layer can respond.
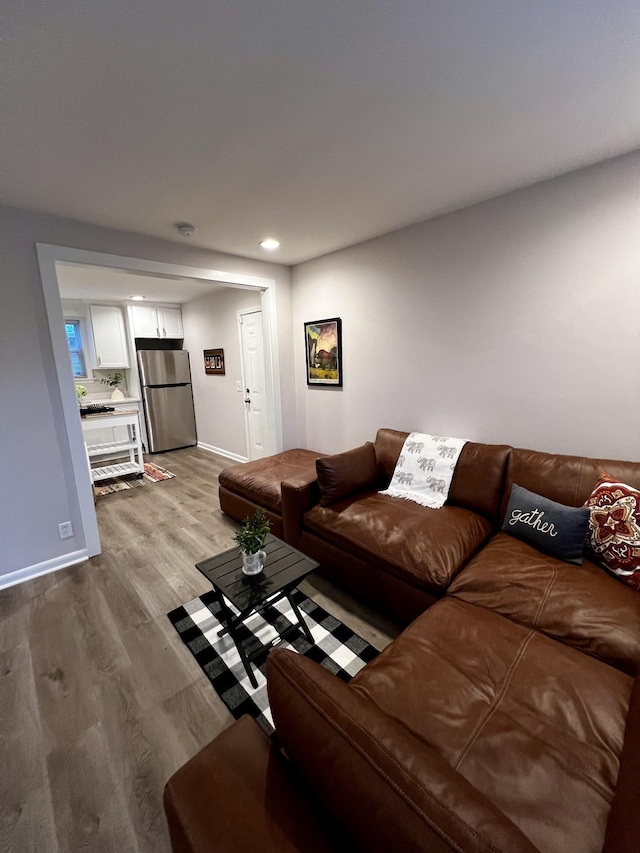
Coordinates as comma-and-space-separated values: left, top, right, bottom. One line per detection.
3, 1, 639, 265
56, 263, 225, 304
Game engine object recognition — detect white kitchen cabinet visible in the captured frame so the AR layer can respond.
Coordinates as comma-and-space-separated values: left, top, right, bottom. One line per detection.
131, 305, 183, 339
160, 307, 183, 338
130, 305, 159, 338
90, 304, 130, 368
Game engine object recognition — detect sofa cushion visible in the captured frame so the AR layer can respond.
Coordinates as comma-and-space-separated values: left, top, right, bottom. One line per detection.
316, 442, 378, 507
351, 597, 633, 853
502, 484, 590, 564
219, 449, 321, 513
303, 490, 493, 593
374, 429, 511, 524
585, 473, 640, 592
448, 532, 640, 673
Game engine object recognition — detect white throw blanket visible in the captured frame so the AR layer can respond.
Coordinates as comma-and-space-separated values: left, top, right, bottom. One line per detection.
380, 432, 467, 509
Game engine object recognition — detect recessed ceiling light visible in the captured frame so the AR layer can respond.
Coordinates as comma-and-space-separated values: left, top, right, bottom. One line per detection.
131, 295, 145, 301
259, 238, 280, 251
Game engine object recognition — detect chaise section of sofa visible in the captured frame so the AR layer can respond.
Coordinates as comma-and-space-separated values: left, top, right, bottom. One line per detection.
164, 600, 640, 853
219, 448, 322, 539
267, 645, 540, 853
285, 429, 511, 623
269, 596, 635, 853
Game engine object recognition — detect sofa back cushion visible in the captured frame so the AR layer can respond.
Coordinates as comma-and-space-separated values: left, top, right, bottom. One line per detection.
504, 449, 640, 516
316, 442, 378, 507
374, 429, 511, 524
603, 673, 640, 853
267, 648, 539, 853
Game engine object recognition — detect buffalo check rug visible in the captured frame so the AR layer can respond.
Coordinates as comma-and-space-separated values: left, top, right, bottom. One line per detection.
168, 588, 379, 736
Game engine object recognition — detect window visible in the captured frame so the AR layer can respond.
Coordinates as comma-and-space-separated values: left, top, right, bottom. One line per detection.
65, 319, 87, 378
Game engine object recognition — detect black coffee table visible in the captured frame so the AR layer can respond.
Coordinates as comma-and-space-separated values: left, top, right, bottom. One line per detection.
195, 534, 319, 687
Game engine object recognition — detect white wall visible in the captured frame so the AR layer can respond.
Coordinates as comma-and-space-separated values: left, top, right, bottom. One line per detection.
182, 288, 262, 459
0, 205, 293, 578
292, 151, 640, 459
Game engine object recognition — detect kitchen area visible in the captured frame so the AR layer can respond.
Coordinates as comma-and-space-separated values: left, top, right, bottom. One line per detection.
58, 264, 198, 491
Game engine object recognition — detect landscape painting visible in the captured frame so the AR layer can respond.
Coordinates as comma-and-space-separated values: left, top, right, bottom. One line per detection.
304, 318, 342, 386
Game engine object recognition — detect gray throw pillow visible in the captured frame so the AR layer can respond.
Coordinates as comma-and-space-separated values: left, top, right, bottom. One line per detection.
502, 484, 590, 565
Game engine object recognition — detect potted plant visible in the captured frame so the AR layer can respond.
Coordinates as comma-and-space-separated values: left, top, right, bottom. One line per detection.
76, 385, 88, 406
234, 508, 271, 576
100, 371, 125, 400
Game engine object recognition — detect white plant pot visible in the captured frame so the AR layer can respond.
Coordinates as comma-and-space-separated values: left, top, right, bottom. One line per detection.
111, 387, 125, 400
241, 549, 266, 576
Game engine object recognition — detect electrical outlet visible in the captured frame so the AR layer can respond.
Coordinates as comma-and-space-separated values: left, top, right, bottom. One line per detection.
59, 521, 74, 540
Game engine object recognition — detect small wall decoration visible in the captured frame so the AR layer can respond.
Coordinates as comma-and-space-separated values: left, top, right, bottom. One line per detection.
304, 318, 342, 386
204, 348, 225, 375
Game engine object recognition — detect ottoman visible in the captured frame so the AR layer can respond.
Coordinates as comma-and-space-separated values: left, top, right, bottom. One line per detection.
219, 448, 322, 540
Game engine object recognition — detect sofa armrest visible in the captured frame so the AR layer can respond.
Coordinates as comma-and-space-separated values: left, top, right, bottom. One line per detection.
163, 715, 340, 853
281, 472, 320, 549
268, 649, 540, 853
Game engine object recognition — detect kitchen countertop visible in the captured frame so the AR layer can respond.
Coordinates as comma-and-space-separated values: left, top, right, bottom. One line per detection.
82, 396, 140, 405
81, 408, 140, 420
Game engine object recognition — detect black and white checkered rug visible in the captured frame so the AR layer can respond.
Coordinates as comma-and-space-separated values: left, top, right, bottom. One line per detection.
168, 588, 379, 735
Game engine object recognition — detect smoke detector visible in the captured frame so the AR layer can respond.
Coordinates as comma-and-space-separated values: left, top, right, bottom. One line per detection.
177, 223, 198, 237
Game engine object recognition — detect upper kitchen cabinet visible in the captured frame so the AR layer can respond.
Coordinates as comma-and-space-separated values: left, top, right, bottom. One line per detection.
90, 304, 130, 368
131, 305, 183, 339
160, 307, 183, 338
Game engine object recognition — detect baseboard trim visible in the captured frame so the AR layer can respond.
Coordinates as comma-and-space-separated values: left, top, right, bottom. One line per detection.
0, 549, 89, 591
197, 442, 248, 463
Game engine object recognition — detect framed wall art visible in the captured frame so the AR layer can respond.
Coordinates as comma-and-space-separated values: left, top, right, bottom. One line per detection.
304, 317, 342, 386
204, 348, 225, 375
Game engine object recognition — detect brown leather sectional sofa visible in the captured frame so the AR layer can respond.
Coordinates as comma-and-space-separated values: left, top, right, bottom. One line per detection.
166, 430, 640, 852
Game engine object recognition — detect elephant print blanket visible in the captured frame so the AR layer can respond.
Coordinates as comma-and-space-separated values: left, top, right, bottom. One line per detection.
379, 432, 467, 509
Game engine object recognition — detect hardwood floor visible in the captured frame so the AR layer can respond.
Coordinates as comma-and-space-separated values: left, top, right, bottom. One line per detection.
0, 446, 400, 852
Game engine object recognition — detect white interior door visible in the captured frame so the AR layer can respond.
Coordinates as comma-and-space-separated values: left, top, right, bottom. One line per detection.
240, 310, 269, 460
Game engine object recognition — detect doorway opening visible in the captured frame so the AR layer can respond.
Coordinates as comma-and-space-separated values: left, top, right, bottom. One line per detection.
37, 243, 283, 563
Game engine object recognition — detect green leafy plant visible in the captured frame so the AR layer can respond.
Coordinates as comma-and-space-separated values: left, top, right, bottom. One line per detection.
100, 372, 124, 389
75, 385, 87, 399
234, 508, 271, 555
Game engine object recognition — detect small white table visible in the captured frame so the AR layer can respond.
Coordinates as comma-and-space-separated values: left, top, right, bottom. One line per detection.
81, 409, 145, 484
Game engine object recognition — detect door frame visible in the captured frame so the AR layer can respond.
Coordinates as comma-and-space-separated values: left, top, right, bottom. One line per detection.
36, 243, 282, 559
237, 307, 272, 461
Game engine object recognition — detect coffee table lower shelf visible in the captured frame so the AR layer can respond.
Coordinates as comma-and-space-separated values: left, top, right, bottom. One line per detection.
214, 586, 314, 687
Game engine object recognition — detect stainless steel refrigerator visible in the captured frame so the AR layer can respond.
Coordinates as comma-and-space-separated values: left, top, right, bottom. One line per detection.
138, 350, 197, 452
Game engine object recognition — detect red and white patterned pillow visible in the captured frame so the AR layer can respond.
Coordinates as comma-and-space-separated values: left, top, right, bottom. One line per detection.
584, 473, 640, 591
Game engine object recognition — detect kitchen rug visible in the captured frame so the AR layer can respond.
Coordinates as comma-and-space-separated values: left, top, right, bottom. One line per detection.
93, 461, 175, 496
168, 588, 379, 736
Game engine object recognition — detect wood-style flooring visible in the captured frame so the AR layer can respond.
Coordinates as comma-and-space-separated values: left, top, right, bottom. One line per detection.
0, 446, 400, 853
